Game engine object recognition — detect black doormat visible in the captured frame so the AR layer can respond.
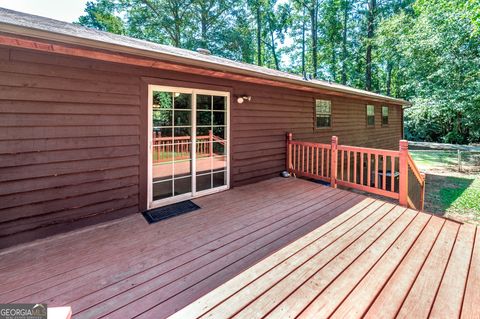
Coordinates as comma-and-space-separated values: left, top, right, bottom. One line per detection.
142, 200, 201, 224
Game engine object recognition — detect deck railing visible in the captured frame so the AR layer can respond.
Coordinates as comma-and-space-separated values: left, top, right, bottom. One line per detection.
152, 130, 225, 163
286, 137, 332, 183
286, 133, 426, 210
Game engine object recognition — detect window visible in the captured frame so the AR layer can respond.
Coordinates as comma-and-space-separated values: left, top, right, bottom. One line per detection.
382, 106, 389, 125
315, 100, 332, 128
366, 105, 375, 126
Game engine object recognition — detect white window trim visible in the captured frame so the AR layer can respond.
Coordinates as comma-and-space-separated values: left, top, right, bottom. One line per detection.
315, 99, 332, 129
147, 85, 230, 209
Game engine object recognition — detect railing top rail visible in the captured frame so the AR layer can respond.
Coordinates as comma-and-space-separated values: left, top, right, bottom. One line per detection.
337, 144, 400, 157
289, 140, 331, 149
153, 135, 214, 141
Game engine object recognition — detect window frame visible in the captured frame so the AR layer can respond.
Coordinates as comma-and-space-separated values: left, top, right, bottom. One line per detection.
314, 99, 332, 129
382, 106, 389, 126
366, 104, 375, 127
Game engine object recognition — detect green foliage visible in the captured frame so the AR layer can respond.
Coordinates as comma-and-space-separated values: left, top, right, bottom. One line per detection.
394, 1, 480, 144
77, 0, 480, 144
77, 0, 126, 34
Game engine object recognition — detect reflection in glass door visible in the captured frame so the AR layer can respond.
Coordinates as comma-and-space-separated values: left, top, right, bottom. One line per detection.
148, 86, 229, 207
195, 94, 227, 193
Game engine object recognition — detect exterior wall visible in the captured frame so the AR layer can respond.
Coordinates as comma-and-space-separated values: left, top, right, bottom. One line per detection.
0, 45, 403, 247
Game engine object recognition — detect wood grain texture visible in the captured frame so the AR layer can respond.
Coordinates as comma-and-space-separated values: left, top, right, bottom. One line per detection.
462, 226, 480, 319
0, 44, 402, 247
1, 178, 478, 319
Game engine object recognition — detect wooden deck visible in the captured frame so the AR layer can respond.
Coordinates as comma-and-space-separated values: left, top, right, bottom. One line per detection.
0, 178, 478, 319
171, 186, 480, 319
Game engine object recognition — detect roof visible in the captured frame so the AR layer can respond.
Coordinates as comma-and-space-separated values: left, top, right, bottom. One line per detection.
0, 7, 410, 105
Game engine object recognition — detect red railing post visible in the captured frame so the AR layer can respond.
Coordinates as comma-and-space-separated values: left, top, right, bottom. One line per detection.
331, 136, 338, 188
399, 140, 409, 207
286, 132, 293, 172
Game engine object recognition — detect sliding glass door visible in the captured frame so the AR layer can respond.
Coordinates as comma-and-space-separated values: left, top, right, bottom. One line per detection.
148, 86, 229, 208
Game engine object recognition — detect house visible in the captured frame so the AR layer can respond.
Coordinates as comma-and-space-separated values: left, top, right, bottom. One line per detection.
1, 8, 479, 319
0, 7, 409, 247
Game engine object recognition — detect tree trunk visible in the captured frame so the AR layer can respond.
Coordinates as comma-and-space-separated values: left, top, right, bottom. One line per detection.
341, 0, 349, 84
310, 2, 318, 78
365, 0, 376, 91
332, 48, 337, 81
386, 61, 392, 96
201, 9, 208, 48
174, 23, 181, 47
256, 5, 262, 66
302, 6, 306, 77
270, 28, 280, 70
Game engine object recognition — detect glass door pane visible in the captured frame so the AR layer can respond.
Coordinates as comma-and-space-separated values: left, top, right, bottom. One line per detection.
196, 94, 227, 192
152, 90, 192, 201
150, 87, 227, 206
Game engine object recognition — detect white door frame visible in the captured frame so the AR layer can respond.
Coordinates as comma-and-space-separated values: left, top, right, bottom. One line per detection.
147, 85, 230, 209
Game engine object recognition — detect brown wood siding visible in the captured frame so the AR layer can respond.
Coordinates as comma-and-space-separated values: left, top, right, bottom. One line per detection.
230, 83, 402, 186
0, 46, 141, 247
0, 45, 403, 247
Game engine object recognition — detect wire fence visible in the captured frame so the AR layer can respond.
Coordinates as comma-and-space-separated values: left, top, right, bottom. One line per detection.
409, 149, 480, 172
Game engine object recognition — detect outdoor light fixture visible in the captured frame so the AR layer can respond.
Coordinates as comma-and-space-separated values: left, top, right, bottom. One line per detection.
236, 95, 252, 104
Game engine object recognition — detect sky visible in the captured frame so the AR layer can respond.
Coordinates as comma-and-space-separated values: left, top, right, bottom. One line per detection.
0, 0, 88, 22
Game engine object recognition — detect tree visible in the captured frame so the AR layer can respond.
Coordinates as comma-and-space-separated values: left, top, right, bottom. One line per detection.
191, 0, 233, 49
390, 0, 480, 143
365, 0, 376, 91
320, 0, 342, 81
340, 0, 350, 84
77, 0, 125, 34
77, 0, 480, 143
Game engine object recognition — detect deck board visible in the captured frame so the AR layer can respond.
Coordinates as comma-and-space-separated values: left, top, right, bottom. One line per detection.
1, 177, 478, 319
330, 211, 431, 318
298, 208, 416, 318
430, 224, 476, 318
263, 204, 402, 319
13, 181, 326, 305
395, 221, 459, 319
169, 198, 376, 318
462, 227, 480, 319
171, 182, 479, 319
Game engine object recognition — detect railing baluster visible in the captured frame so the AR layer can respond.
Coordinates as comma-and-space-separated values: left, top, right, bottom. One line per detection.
292, 143, 296, 171
382, 155, 387, 190
375, 154, 379, 188
312, 147, 315, 174
302, 145, 305, 172
353, 151, 357, 184
326, 148, 330, 177
341, 150, 344, 181
367, 153, 371, 187
360, 152, 364, 185
391, 157, 395, 192
347, 151, 351, 182
321, 148, 324, 177
305, 146, 310, 173
316, 147, 319, 175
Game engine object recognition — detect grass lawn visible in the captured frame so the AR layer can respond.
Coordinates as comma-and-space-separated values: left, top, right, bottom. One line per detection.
410, 150, 480, 225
